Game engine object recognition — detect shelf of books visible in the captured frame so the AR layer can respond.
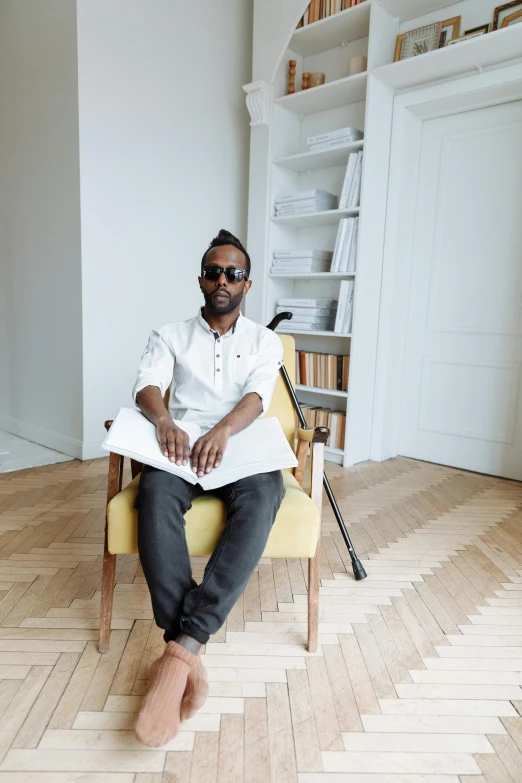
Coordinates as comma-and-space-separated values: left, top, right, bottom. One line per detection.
264, 0, 371, 465
245, 0, 522, 467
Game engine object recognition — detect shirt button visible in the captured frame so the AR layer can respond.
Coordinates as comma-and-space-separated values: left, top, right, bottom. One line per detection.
216, 368, 221, 372
217, 339, 221, 343
216, 354, 220, 358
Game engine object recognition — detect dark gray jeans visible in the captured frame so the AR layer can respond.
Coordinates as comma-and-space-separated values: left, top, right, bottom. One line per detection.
135, 466, 286, 644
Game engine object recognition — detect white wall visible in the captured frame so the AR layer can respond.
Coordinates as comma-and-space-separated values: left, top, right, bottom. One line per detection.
78, 0, 254, 458
0, 1, 84, 456
252, 0, 307, 83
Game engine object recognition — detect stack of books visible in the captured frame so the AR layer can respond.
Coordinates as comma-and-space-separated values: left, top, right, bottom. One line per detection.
298, 0, 367, 27
296, 351, 350, 391
331, 217, 358, 272
275, 189, 338, 217
298, 403, 346, 450
307, 126, 364, 153
276, 298, 338, 332
271, 250, 333, 275
339, 151, 363, 209
334, 280, 355, 334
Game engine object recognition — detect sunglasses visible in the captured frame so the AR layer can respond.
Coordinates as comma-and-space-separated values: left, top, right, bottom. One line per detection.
201, 266, 248, 283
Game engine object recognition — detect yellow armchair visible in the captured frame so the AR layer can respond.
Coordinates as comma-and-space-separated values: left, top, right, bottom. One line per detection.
100, 335, 328, 653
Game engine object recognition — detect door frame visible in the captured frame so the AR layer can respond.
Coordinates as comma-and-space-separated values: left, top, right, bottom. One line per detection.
369, 61, 522, 464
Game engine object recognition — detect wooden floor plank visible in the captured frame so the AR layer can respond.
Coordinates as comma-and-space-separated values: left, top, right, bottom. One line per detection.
0, 453, 521, 779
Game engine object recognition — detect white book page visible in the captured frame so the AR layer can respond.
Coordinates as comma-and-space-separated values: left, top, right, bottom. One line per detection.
102, 408, 297, 491
102, 408, 202, 484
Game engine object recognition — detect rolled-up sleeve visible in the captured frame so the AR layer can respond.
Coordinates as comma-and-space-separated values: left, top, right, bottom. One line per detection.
243, 330, 284, 414
132, 328, 174, 403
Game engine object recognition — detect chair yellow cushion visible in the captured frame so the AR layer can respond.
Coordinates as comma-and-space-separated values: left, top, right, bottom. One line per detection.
107, 469, 320, 559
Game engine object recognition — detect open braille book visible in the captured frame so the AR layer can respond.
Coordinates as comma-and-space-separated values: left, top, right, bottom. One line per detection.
102, 407, 298, 490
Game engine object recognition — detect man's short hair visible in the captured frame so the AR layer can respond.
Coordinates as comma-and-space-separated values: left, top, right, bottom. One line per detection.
201, 229, 251, 278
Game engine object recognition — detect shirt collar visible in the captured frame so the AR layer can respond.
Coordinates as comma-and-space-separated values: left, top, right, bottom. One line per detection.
197, 307, 242, 339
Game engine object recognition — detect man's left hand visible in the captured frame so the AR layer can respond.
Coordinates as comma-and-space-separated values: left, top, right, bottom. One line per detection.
191, 424, 230, 477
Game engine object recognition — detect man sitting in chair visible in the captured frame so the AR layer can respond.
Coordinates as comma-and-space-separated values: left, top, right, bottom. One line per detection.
132, 229, 285, 747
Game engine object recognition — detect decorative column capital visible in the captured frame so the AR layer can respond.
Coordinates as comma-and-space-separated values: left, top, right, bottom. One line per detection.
242, 80, 270, 127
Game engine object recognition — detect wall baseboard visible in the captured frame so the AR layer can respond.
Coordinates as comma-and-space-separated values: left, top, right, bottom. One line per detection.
0, 414, 83, 460
81, 441, 108, 461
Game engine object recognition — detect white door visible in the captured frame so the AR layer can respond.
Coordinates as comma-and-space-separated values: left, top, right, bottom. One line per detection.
398, 99, 522, 480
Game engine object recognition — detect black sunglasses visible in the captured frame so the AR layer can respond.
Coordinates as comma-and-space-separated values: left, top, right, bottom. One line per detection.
201, 266, 248, 283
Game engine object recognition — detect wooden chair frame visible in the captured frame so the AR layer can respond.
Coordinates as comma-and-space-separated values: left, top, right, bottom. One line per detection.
100, 420, 328, 655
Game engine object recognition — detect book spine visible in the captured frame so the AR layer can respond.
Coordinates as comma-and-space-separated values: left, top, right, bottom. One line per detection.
299, 351, 306, 385
276, 205, 331, 216
278, 299, 336, 307
347, 218, 359, 272
342, 282, 355, 334
336, 355, 343, 390
274, 250, 332, 259
308, 126, 362, 145
276, 189, 322, 204
334, 281, 348, 333
277, 306, 335, 316
310, 0, 321, 23
338, 219, 355, 273
331, 219, 348, 273
309, 137, 359, 151
277, 197, 337, 210
339, 154, 357, 209
348, 152, 363, 208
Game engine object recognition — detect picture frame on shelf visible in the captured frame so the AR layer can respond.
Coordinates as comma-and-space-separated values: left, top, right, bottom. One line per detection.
438, 16, 461, 48
394, 22, 442, 62
492, 1, 522, 30
464, 23, 491, 36
501, 8, 522, 26
447, 32, 487, 45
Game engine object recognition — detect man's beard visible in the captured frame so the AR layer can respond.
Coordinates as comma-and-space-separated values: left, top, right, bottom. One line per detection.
203, 288, 243, 315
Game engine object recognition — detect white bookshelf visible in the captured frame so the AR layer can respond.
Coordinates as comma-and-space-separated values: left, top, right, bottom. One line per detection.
245, 0, 518, 466
272, 207, 359, 226
289, 3, 372, 56
274, 140, 364, 171
296, 384, 348, 399
269, 272, 356, 279
374, 22, 522, 90
275, 73, 368, 113
278, 329, 352, 338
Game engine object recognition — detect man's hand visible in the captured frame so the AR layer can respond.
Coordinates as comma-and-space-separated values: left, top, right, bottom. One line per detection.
156, 415, 190, 466
190, 424, 230, 478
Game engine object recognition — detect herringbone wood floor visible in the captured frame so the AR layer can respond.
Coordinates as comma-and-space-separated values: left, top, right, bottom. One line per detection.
0, 456, 521, 782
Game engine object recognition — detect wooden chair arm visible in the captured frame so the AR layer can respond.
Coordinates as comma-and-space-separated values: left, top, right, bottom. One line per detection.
294, 426, 330, 485
106, 451, 124, 505
104, 420, 113, 431
309, 436, 326, 523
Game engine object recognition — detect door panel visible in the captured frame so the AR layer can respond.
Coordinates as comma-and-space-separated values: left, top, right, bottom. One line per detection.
399, 100, 522, 479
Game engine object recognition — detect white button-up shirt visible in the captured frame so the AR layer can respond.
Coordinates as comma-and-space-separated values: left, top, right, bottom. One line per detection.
132, 309, 284, 431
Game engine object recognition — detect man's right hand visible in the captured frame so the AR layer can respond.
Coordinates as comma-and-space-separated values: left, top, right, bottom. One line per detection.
156, 416, 190, 466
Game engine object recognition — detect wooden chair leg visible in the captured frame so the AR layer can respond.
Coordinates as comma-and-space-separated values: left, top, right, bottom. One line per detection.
99, 530, 116, 654
307, 548, 320, 653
